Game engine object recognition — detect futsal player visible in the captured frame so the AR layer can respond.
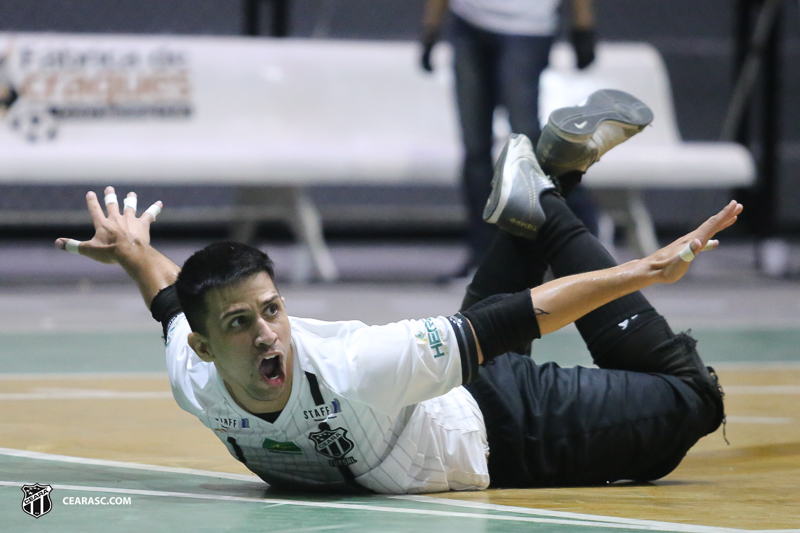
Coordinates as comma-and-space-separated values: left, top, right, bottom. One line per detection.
56, 90, 741, 492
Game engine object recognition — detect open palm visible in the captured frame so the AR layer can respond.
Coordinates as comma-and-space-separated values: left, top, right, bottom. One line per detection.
55, 186, 162, 265
647, 200, 743, 284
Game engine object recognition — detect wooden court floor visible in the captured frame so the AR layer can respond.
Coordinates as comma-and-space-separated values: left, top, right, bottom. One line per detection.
1, 365, 798, 531
2, 277, 800, 532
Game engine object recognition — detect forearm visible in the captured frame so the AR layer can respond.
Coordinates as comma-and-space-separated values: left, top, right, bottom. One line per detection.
531, 259, 651, 335
570, 0, 594, 29
117, 244, 180, 309
461, 259, 653, 367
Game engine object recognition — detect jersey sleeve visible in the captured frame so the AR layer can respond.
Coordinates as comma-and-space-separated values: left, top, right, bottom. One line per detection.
164, 313, 212, 417
295, 316, 479, 416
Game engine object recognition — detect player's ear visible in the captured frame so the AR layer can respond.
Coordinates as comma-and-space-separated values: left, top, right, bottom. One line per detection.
188, 332, 214, 362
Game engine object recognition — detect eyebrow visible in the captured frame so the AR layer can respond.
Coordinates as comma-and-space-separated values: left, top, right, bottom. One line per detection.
218, 294, 280, 322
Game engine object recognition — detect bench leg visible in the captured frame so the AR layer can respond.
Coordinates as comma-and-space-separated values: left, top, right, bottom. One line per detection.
626, 191, 659, 257
289, 189, 339, 283
231, 186, 338, 282
597, 212, 618, 258
231, 220, 259, 244
592, 189, 659, 258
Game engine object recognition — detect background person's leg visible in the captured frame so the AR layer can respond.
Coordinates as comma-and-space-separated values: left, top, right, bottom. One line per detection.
498, 33, 552, 146
497, 32, 598, 236
452, 15, 500, 271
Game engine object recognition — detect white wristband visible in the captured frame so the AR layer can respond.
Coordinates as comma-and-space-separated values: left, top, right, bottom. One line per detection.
104, 193, 118, 206
65, 239, 81, 255
144, 203, 162, 221
679, 244, 695, 262
123, 196, 137, 212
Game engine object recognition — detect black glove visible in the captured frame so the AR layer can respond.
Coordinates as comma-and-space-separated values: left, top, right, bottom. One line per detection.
420, 27, 440, 72
0, 85, 17, 110
570, 28, 596, 70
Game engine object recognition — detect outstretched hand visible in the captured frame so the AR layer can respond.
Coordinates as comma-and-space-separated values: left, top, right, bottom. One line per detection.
55, 186, 162, 265
646, 200, 743, 284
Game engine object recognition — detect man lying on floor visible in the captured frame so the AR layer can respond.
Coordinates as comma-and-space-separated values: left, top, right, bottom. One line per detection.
56, 90, 741, 493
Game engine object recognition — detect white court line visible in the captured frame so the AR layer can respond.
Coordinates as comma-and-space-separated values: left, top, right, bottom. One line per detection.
0, 448, 262, 483
0, 481, 748, 532
725, 416, 792, 424
0, 388, 173, 400
1, 450, 796, 533
393, 495, 759, 533
0, 372, 167, 380
724, 385, 800, 394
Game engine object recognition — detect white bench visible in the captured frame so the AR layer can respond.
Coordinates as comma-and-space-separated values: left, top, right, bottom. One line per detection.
0, 33, 754, 279
0, 33, 463, 281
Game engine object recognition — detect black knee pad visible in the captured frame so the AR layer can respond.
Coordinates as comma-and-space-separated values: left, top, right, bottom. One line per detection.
588, 309, 672, 372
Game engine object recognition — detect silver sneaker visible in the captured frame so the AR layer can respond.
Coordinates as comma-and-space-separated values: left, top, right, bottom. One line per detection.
483, 133, 556, 240
536, 89, 654, 178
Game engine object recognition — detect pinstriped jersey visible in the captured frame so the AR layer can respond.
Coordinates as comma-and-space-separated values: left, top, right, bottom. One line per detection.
165, 313, 489, 493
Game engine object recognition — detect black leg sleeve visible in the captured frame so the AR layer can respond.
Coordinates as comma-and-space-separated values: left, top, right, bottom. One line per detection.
463, 191, 654, 355
461, 231, 549, 312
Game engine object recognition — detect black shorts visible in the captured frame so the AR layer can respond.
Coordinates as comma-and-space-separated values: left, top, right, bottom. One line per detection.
466, 352, 713, 488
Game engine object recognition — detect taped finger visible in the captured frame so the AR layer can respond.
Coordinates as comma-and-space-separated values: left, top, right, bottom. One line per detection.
701, 240, 718, 252
65, 239, 81, 255
679, 243, 695, 263
123, 195, 138, 213
143, 202, 162, 221
104, 193, 119, 206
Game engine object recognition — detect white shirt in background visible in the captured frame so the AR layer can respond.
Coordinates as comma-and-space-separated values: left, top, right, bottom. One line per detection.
450, 0, 561, 36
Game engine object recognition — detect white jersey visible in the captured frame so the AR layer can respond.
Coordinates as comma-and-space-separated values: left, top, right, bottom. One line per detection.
450, 0, 561, 36
165, 313, 489, 494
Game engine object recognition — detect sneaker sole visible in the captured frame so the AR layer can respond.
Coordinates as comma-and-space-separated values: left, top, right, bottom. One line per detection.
546, 89, 654, 141
483, 134, 521, 224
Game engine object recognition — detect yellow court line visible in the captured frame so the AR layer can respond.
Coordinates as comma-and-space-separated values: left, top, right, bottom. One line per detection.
724, 385, 800, 394
0, 389, 173, 400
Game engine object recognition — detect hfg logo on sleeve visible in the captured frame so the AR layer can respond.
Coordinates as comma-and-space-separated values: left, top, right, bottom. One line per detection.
422, 318, 447, 358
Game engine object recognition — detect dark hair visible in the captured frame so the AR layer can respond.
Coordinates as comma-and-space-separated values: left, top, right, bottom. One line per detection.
176, 242, 276, 334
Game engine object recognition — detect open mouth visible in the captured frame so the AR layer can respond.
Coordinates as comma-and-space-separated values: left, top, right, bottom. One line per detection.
258, 355, 284, 386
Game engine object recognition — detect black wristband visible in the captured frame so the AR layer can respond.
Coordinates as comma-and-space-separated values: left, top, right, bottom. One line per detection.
150, 284, 183, 341
461, 291, 541, 363
447, 314, 480, 385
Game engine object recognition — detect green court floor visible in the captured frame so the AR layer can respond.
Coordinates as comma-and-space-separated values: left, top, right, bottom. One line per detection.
0, 450, 750, 533
2, 327, 799, 374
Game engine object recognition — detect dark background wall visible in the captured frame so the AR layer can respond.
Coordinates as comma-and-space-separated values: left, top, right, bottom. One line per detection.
1, 0, 798, 233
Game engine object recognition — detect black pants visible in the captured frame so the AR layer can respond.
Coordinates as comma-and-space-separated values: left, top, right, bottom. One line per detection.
462, 191, 723, 487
